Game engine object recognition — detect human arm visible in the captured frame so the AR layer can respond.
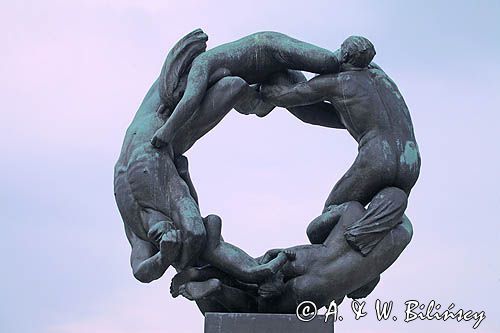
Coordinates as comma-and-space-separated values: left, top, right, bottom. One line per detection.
125, 224, 181, 283
174, 155, 199, 204
260, 70, 345, 128
260, 69, 341, 108
288, 102, 345, 129
256, 248, 283, 264
260, 75, 334, 108
151, 64, 209, 148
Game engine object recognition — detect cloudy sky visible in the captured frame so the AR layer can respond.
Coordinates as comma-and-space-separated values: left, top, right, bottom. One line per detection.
1, 0, 499, 332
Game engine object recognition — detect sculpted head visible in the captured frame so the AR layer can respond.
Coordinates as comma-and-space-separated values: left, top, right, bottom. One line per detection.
341, 36, 376, 68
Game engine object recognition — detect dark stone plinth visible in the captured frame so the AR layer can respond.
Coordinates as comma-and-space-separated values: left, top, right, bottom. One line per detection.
204, 313, 334, 333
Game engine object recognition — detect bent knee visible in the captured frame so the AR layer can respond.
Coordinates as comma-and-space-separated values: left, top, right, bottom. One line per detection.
341, 201, 365, 215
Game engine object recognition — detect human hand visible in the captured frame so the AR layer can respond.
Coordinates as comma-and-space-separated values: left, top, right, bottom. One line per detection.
156, 103, 171, 120
160, 229, 182, 263
259, 84, 287, 104
151, 124, 171, 148
258, 248, 282, 264
148, 221, 173, 245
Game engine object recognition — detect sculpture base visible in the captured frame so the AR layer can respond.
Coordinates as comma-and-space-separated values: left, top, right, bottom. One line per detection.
204, 313, 334, 333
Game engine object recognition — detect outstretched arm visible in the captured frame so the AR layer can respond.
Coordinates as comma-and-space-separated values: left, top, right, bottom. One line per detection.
261, 74, 336, 108
288, 102, 345, 129
261, 70, 345, 128
125, 224, 180, 283
201, 215, 290, 283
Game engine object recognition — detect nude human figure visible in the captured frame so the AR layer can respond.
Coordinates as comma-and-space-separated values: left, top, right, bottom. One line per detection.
259, 187, 412, 313
114, 30, 276, 276
173, 187, 412, 313
114, 30, 315, 281
261, 36, 421, 255
150, 31, 342, 148
166, 214, 295, 285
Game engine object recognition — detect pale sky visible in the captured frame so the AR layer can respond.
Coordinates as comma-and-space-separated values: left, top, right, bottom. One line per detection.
1, 1, 499, 332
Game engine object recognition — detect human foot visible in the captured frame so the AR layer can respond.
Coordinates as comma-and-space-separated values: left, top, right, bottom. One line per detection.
170, 267, 201, 297
178, 279, 222, 300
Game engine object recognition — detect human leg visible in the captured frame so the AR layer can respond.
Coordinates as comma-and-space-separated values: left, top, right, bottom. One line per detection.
163, 154, 206, 268
306, 204, 346, 244
180, 279, 258, 313
323, 146, 396, 212
171, 76, 268, 155
152, 62, 210, 148
204, 240, 291, 284
174, 155, 198, 204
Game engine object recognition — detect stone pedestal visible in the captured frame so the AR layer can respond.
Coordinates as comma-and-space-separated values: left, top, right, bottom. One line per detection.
204, 313, 334, 333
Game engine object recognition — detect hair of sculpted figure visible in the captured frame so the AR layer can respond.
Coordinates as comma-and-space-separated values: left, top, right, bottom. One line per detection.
341, 36, 376, 68
116, 28, 304, 282
156, 28, 208, 118
151, 30, 343, 148
164, 214, 294, 285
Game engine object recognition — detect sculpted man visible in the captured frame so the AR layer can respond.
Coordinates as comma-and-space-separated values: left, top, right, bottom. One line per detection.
262, 36, 421, 255
150, 30, 344, 148
170, 187, 413, 313
114, 29, 338, 282
113, 30, 262, 277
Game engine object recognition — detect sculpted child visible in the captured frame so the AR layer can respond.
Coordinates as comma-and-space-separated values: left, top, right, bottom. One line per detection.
170, 187, 413, 313
151, 215, 295, 285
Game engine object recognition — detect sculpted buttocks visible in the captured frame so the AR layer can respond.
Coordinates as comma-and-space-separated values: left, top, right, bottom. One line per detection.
114, 30, 419, 315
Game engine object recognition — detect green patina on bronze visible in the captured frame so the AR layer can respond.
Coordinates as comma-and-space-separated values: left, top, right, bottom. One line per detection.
400, 141, 419, 168
114, 29, 420, 316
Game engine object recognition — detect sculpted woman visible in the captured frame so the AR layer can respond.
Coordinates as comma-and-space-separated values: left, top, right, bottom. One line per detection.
114, 29, 342, 280
114, 29, 415, 315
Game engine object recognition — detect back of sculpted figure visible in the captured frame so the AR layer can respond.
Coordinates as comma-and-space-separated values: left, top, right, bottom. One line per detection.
261, 36, 421, 255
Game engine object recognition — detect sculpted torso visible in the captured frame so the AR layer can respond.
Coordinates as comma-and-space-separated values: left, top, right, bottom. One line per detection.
115, 82, 163, 240
194, 31, 338, 84
113, 30, 418, 315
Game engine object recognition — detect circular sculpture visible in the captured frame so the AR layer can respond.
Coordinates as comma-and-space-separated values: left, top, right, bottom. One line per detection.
114, 29, 420, 314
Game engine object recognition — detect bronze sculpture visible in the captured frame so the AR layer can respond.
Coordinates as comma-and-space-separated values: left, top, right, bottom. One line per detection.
114, 29, 419, 315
